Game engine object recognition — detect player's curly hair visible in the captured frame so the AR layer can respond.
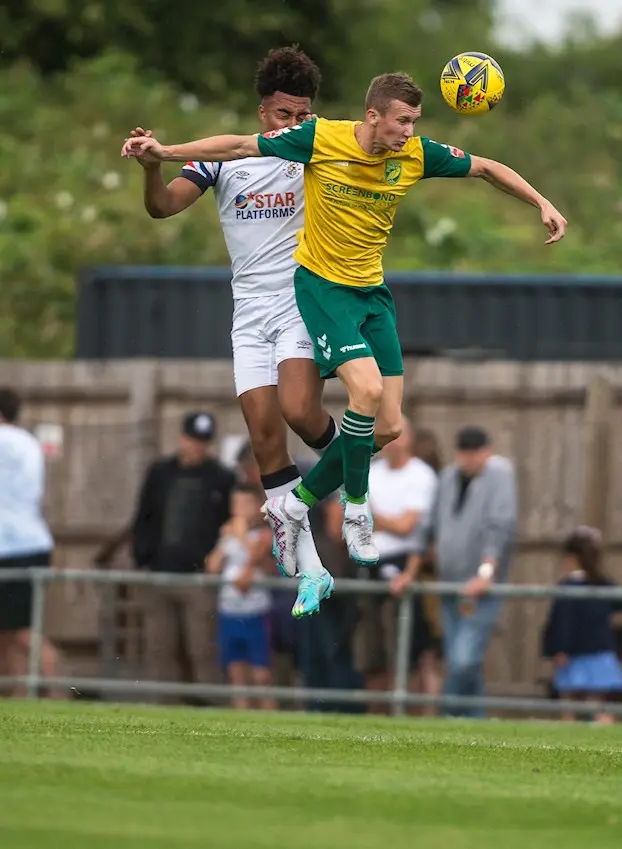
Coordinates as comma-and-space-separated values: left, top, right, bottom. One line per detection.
255, 46, 321, 100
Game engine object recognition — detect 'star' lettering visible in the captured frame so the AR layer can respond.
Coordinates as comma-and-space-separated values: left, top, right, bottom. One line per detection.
254, 191, 295, 209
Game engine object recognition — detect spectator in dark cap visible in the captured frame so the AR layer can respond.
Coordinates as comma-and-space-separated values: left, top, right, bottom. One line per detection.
392, 425, 517, 718
182, 411, 216, 442
131, 411, 235, 701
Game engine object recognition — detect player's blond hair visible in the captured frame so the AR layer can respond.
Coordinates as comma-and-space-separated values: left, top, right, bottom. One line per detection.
365, 72, 423, 115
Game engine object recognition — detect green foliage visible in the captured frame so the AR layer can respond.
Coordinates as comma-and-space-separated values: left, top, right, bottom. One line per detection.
1, 1, 622, 356
0, 0, 358, 103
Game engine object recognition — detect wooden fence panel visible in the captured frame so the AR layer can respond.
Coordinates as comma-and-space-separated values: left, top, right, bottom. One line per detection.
2, 357, 620, 693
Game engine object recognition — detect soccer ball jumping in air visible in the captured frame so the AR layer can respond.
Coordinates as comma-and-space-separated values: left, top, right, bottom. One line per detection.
440, 52, 505, 115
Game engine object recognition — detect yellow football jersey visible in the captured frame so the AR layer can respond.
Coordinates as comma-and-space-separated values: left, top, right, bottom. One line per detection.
257, 117, 471, 287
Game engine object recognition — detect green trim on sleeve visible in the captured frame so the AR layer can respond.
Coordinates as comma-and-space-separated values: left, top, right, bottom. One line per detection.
256, 118, 316, 163
421, 137, 472, 178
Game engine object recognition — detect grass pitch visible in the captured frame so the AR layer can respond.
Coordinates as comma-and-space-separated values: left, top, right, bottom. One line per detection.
0, 701, 621, 848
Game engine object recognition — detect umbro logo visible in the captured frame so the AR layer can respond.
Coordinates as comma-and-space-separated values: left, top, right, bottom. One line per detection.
334, 161, 350, 167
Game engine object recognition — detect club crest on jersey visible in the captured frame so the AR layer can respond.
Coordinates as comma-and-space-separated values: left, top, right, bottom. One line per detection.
384, 160, 402, 186
440, 143, 466, 159
262, 124, 303, 139
284, 162, 302, 179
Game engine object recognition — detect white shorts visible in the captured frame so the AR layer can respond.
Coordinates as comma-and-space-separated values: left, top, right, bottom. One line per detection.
231, 289, 314, 397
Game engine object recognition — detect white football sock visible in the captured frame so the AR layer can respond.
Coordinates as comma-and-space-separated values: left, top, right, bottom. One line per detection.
344, 497, 369, 520
263, 476, 301, 499
261, 462, 301, 500
296, 518, 326, 577
284, 490, 310, 521
309, 418, 340, 458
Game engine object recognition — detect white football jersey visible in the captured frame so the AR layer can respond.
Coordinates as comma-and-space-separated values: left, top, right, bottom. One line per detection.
180, 156, 304, 299
0, 424, 53, 558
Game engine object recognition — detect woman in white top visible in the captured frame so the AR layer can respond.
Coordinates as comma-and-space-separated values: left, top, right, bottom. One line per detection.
0, 388, 57, 696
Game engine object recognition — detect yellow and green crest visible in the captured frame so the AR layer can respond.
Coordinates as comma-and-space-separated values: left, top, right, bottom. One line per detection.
384, 160, 402, 185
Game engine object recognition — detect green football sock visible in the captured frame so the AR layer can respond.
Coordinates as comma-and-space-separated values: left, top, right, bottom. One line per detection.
340, 409, 375, 502
292, 432, 382, 507
294, 436, 345, 505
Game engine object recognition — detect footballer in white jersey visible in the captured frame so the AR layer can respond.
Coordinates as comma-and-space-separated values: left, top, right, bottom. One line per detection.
123, 47, 338, 618
178, 155, 313, 397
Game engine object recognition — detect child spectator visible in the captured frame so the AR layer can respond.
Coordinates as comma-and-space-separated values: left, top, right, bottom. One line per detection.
206, 484, 276, 710
542, 525, 622, 723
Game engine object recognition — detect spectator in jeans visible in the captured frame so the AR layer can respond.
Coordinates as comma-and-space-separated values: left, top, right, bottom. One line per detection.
206, 484, 276, 710
0, 388, 57, 696
131, 412, 235, 699
392, 426, 517, 718
361, 416, 438, 711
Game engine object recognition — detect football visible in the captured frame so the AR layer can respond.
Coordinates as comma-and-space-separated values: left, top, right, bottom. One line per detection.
440, 52, 505, 116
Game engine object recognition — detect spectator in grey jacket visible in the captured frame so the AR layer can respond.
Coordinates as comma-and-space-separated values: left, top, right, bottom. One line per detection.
391, 426, 517, 717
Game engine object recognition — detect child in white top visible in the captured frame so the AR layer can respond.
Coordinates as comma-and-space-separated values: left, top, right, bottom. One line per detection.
206, 484, 275, 710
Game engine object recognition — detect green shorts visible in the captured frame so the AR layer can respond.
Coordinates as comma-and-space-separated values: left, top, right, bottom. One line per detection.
294, 266, 404, 379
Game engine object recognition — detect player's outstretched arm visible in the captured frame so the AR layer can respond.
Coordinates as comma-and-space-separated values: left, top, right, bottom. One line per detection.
121, 127, 204, 218
122, 134, 261, 163
123, 121, 316, 166
468, 156, 567, 245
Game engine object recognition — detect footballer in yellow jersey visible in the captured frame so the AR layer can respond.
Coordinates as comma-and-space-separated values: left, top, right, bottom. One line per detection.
123, 71, 567, 571
258, 116, 471, 289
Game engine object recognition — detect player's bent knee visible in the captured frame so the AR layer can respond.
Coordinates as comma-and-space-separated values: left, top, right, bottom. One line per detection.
351, 385, 383, 417
349, 375, 384, 412
338, 357, 384, 416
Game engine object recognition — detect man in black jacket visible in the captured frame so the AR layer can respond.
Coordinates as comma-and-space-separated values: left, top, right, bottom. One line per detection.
132, 412, 235, 697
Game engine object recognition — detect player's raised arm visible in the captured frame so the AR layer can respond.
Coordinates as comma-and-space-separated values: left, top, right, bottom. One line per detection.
420, 137, 567, 245
122, 133, 261, 163
467, 155, 567, 244
122, 118, 317, 165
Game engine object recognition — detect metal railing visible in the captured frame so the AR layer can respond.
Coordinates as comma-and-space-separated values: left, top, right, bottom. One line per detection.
2, 568, 622, 718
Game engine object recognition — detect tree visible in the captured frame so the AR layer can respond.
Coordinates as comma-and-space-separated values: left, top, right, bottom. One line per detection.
0, 0, 361, 103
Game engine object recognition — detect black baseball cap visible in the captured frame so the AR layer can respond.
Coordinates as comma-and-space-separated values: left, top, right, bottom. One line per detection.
182, 412, 216, 442
456, 426, 490, 451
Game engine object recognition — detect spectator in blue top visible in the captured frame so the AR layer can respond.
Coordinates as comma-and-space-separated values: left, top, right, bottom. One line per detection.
542, 525, 622, 724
